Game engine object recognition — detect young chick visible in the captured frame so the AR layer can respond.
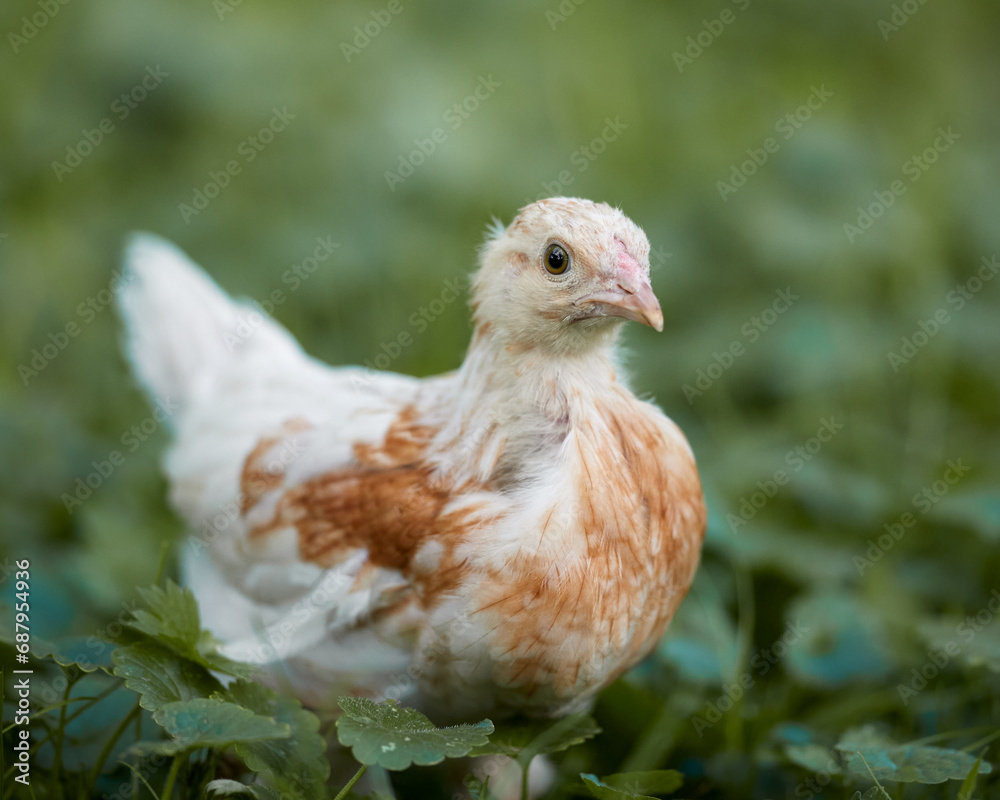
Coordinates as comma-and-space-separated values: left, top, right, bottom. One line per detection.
117, 197, 705, 721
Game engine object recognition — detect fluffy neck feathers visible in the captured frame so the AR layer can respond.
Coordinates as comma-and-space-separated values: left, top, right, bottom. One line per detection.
426, 324, 627, 488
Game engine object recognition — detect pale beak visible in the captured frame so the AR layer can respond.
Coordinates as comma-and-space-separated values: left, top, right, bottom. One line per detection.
575, 278, 664, 332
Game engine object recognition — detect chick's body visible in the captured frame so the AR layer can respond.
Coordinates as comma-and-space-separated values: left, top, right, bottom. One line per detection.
118, 198, 705, 721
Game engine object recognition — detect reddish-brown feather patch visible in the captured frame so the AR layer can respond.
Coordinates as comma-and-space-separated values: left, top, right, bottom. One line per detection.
290, 465, 448, 571
242, 407, 483, 603
240, 417, 311, 512
353, 406, 433, 468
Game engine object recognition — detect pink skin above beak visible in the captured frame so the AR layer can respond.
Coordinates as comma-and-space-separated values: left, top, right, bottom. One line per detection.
575, 240, 664, 332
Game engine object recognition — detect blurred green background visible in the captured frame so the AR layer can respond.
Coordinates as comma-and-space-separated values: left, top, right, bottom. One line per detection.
2, 0, 999, 796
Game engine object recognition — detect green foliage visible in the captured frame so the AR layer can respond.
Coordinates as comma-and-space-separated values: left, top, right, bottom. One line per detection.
131, 697, 291, 756
29, 635, 115, 674
835, 726, 993, 785
470, 712, 601, 763
0, 581, 339, 799
228, 680, 330, 794
3, 0, 1000, 797
958, 751, 987, 800
919, 618, 1000, 673
125, 581, 256, 679
206, 778, 273, 798
335, 697, 493, 770
784, 742, 843, 774
112, 639, 225, 710
471, 712, 603, 798
581, 770, 684, 799
4, 571, 1000, 799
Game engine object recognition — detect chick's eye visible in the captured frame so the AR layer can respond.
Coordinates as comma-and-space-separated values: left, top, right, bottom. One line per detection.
545, 243, 570, 275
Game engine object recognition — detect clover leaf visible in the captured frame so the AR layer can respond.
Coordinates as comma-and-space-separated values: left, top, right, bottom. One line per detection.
835, 726, 993, 784
336, 697, 493, 770
112, 639, 224, 712
131, 697, 290, 756
581, 770, 684, 799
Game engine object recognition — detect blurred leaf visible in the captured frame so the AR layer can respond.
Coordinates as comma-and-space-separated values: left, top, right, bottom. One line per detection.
835, 725, 894, 751
784, 589, 892, 686
919, 616, 1000, 673
72, 504, 167, 608
336, 697, 493, 770
28, 635, 114, 674
581, 770, 684, 799
835, 726, 993, 784
785, 743, 842, 774
133, 697, 290, 756
714, 524, 860, 584
957, 751, 987, 800
206, 779, 282, 799
930, 489, 1000, 542
463, 774, 492, 800
771, 722, 816, 746
656, 578, 737, 684
470, 712, 601, 770
516, 713, 601, 769
790, 460, 892, 529
207, 779, 256, 796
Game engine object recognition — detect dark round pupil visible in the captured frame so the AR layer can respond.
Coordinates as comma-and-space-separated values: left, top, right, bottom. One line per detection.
548, 247, 566, 270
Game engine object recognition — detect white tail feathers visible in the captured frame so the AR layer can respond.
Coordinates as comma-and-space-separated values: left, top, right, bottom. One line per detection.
117, 233, 301, 417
